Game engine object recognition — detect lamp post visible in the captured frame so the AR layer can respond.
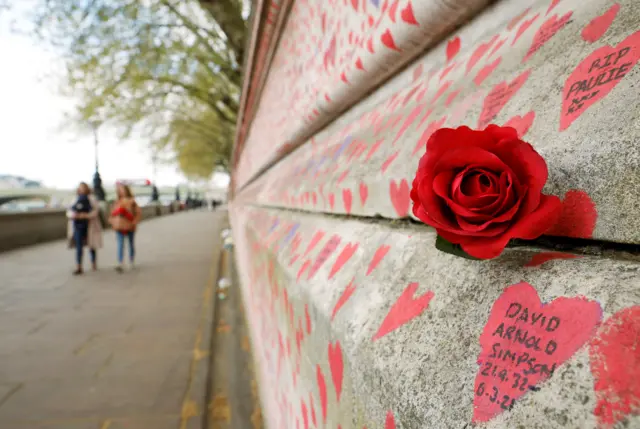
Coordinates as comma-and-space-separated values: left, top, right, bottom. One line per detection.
151, 152, 159, 203
91, 122, 106, 201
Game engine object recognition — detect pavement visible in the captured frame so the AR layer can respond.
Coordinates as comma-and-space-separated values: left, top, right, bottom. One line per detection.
0, 210, 226, 429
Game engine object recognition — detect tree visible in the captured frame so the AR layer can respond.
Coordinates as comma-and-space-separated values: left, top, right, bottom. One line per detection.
20, 0, 248, 178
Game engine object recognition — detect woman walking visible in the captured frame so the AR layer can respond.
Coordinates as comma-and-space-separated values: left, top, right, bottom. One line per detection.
66, 182, 103, 275
109, 184, 142, 273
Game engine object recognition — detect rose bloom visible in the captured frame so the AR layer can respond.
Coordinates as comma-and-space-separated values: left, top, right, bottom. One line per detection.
410, 125, 561, 259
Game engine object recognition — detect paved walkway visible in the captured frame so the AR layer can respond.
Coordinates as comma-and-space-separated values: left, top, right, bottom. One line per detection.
0, 210, 225, 429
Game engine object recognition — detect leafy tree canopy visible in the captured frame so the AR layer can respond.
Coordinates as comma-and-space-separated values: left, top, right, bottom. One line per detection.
18, 0, 248, 178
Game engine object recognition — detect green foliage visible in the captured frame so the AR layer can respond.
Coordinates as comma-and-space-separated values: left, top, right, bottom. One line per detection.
23, 0, 248, 179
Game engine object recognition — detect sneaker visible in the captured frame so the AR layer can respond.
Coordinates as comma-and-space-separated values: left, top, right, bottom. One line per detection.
115, 266, 124, 273
72, 268, 83, 275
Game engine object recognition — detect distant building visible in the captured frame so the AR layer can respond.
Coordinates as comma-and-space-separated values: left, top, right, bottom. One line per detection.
0, 174, 43, 189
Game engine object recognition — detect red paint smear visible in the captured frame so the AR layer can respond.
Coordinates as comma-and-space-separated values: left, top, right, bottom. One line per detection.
473, 282, 602, 422
367, 244, 391, 276
328, 341, 344, 402
524, 251, 578, 267
373, 283, 434, 340
332, 279, 357, 321
582, 3, 620, 44
545, 189, 597, 238
590, 306, 640, 428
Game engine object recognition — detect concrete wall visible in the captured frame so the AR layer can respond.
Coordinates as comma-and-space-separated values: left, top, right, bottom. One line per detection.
0, 203, 180, 253
230, 0, 640, 427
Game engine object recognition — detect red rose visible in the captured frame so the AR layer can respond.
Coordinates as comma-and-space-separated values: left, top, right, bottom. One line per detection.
410, 125, 561, 259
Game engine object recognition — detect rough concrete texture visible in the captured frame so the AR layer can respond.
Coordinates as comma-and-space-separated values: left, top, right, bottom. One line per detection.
238, 0, 640, 245
235, 0, 492, 188
229, 202, 640, 429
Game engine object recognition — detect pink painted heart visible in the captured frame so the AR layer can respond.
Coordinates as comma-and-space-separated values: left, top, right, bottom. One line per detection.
328, 193, 335, 210
328, 242, 358, 279
400, 1, 418, 25
523, 11, 572, 62
373, 282, 434, 340
446, 37, 461, 62
512, 14, 540, 46
474, 56, 502, 86
392, 103, 426, 144
381, 151, 399, 173
304, 231, 325, 257
561, 30, 640, 130
478, 69, 531, 129
546, 0, 561, 15
332, 278, 356, 321
389, 179, 410, 216
413, 116, 447, 155
316, 365, 328, 423
473, 282, 602, 422
385, 411, 397, 429
582, 3, 620, 44
508, 8, 531, 30
305, 304, 312, 334
590, 306, 640, 428
366, 244, 390, 276
342, 188, 353, 214
381, 28, 401, 51
328, 341, 344, 402
359, 182, 368, 206
504, 110, 536, 137
466, 35, 499, 74
365, 139, 383, 161
545, 189, 597, 238
388, 0, 400, 22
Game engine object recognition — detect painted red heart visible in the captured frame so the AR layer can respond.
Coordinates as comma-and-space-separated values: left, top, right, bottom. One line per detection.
440, 62, 457, 81
305, 304, 312, 334
355, 57, 365, 70
431, 80, 452, 104
381, 151, 399, 173
508, 8, 531, 30
413, 116, 447, 155
392, 103, 426, 144
359, 182, 368, 206
546, 0, 561, 15
474, 56, 502, 86
309, 392, 317, 426
332, 278, 356, 321
478, 69, 531, 129
512, 13, 540, 46
446, 37, 461, 62
381, 28, 401, 51
400, 0, 418, 25
365, 139, 383, 161
473, 282, 602, 423
367, 244, 391, 276
308, 235, 341, 280
412, 63, 424, 81
350, 0, 358, 11
373, 282, 434, 340
389, 179, 410, 216
328, 193, 335, 210
328, 242, 358, 279
385, 411, 396, 429
561, 31, 640, 130
524, 251, 578, 267
297, 260, 311, 281
316, 365, 328, 423
328, 341, 344, 402
504, 110, 535, 137
445, 89, 461, 107
523, 12, 572, 62
342, 188, 353, 214
582, 3, 619, 44
466, 35, 499, 74
590, 306, 640, 428
489, 38, 507, 58
545, 189, 597, 238
388, 0, 399, 22
304, 231, 325, 257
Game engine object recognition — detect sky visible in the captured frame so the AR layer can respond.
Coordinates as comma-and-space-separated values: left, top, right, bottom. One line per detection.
0, 9, 229, 190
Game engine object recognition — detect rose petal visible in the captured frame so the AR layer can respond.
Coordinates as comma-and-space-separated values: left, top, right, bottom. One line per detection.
509, 194, 563, 240
485, 124, 519, 142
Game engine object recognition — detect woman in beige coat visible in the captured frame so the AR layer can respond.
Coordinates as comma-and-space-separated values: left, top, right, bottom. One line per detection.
66, 182, 103, 273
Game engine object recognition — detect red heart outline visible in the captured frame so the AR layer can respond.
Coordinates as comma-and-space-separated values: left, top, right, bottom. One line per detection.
523, 11, 573, 62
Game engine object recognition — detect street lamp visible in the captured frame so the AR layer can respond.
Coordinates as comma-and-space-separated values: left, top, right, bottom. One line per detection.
91, 122, 106, 201
151, 152, 159, 202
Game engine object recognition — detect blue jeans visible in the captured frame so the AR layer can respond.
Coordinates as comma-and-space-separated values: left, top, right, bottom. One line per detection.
74, 227, 96, 265
116, 231, 135, 264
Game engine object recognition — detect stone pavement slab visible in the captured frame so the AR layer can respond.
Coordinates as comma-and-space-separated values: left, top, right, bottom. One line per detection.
0, 210, 224, 429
